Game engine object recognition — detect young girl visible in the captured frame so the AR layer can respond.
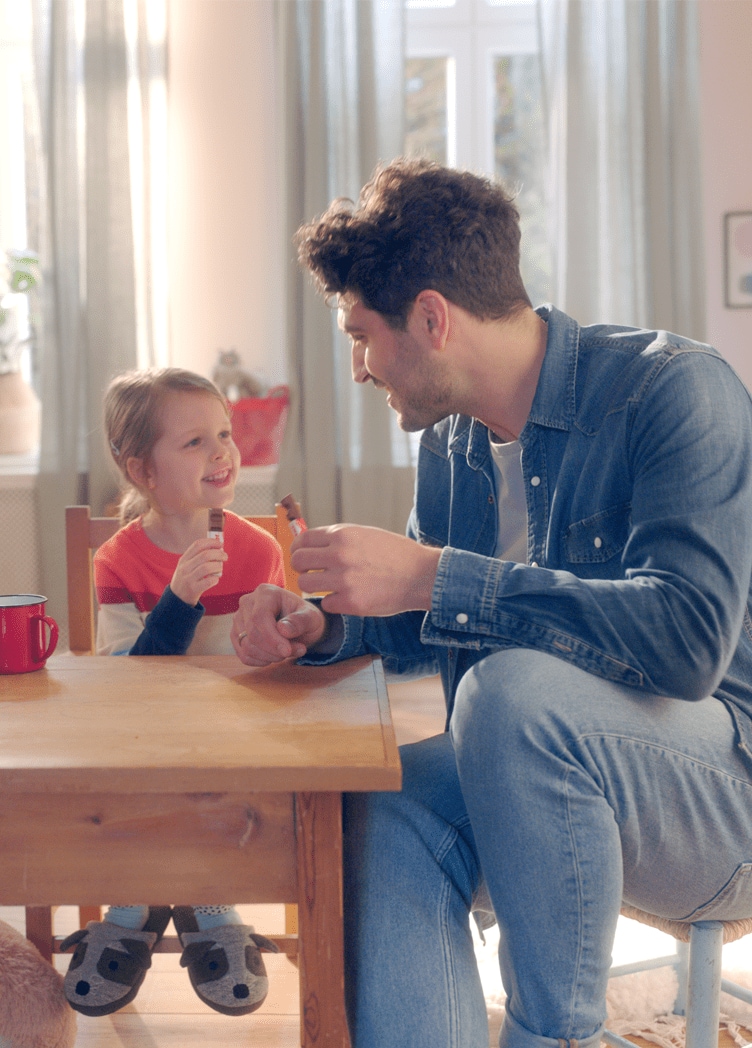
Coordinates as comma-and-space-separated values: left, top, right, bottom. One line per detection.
63, 368, 282, 1019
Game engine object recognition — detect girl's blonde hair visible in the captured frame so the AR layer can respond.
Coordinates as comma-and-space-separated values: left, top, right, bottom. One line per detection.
104, 367, 230, 524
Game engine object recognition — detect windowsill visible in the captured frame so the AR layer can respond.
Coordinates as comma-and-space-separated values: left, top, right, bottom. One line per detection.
0, 457, 277, 485
0, 449, 40, 479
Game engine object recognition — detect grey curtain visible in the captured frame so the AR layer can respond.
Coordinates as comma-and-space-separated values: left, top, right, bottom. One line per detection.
538, 0, 705, 339
31, 0, 166, 642
275, 0, 416, 532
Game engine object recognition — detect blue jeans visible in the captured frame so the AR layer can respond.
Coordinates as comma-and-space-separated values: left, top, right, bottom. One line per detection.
343, 650, 752, 1048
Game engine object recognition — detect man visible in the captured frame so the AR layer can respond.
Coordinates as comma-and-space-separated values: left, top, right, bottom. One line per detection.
231, 159, 752, 1048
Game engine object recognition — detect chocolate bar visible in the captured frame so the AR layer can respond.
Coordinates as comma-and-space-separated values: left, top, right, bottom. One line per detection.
208, 508, 224, 541
280, 493, 307, 536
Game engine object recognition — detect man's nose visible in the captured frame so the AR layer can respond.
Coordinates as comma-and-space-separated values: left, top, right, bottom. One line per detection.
351, 344, 369, 384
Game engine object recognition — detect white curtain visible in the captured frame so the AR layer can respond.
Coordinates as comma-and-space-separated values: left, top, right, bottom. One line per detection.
30, 0, 166, 640
537, 0, 705, 339
275, 0, 416, 532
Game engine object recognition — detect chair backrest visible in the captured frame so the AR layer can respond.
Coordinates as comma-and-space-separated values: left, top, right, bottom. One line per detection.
65, 504, 302, 655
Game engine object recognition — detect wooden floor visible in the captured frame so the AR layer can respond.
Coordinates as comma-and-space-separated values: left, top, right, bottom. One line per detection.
3, 675, 751, 1047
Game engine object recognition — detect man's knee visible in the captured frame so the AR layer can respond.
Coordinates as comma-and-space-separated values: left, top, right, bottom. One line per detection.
451, 648, 562, 742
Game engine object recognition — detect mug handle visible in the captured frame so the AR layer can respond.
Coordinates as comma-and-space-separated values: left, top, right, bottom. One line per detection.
32, 614, 59, 662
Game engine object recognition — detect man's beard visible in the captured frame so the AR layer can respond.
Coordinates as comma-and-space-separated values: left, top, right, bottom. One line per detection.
390, 382, 454, 433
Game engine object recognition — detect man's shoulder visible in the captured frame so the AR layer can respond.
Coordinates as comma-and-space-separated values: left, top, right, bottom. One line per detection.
576, 323, 743, 403
579, 321, 717, 363
575, 321, 751, 430
543, 304, 719, 366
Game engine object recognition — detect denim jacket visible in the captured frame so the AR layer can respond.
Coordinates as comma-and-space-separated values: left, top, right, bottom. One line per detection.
306, 306, 752, 762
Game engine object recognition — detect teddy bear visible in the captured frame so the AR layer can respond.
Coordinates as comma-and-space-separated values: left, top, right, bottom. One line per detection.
0, 919, 76, 1048
211, 349, 264, 402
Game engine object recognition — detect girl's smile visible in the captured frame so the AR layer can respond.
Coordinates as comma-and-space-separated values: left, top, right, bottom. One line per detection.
202, 465, 234, 487
132, 391, 241, 540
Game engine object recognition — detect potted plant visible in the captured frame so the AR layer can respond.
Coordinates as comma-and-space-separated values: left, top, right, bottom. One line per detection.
0, 249, 40, 456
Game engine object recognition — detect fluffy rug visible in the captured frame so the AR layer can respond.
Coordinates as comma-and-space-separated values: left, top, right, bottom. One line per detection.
485, 969, 752, 1048
477, 926, 752, 1048
602, 968, 752, 1048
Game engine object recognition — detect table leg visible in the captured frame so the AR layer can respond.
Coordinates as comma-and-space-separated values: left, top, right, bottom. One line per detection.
295, 791, 350, 1048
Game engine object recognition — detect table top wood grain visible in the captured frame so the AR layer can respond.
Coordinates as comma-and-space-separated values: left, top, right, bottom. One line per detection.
0, 654, 401, 794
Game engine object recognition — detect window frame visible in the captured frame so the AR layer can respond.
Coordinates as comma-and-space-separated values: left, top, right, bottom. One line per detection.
406, 0, 539, 176
0, 0, 32, 254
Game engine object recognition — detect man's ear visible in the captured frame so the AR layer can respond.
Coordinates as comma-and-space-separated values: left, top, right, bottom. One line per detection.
412, 290, 450, 348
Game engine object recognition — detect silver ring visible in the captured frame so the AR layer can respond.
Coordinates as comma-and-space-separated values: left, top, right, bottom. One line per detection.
238, 631, 248, 643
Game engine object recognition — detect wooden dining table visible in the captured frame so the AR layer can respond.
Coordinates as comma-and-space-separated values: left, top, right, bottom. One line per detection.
0, 652, 401, 1048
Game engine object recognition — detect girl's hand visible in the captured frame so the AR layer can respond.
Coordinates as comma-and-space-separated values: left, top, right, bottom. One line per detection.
170, 537, 228, 607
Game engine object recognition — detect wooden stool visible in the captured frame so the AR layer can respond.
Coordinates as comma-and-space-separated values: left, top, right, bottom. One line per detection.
604, 906, 752, 1048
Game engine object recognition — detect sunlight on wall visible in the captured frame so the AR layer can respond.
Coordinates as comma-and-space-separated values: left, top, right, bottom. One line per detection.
167, 0, 285, 388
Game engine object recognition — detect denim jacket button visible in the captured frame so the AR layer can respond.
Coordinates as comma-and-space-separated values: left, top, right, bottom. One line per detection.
594, 536, 603, 548
530, 475, 541, 487
456, 612, 469, 624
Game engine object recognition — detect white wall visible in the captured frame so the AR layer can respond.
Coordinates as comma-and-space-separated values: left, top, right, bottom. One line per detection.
167, 0, 285, 388
699, 0, 752, 390
167, 0, 752, 392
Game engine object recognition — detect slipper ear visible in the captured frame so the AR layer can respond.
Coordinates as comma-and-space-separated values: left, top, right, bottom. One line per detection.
180, 941, 210, 968
60, 928, 88, 951
249, 932, 280, 953
120, 938, 154, 969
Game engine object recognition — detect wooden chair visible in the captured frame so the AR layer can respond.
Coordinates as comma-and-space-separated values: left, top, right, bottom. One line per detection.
604, 905, 752, 1048
65, 502, 302, 656
26, 501, 303, 962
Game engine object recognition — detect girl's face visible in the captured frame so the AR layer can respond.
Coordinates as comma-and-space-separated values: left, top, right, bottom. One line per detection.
137, 391, 240, 516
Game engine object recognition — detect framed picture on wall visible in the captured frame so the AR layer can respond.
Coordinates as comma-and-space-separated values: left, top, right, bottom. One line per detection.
724, 212, 752, 308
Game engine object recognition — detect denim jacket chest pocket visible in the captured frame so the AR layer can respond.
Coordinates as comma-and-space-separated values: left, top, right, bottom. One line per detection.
563, 503, 631, 568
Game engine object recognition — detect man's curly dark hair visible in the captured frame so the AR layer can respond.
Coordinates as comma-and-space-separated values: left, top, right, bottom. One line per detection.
295, 157, 531, 329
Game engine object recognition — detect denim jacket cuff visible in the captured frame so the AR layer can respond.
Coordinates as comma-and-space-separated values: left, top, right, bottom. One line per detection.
297, 606, 365, 666
422, 547, 506, 647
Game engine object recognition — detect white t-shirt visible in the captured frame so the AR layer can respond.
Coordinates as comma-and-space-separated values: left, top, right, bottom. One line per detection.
488, 433, 528, 564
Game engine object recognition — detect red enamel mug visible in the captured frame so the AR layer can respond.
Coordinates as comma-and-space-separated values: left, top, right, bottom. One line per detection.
0, 594, 59, 674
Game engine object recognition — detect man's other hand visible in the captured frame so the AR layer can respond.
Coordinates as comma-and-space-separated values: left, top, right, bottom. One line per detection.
291, 524, 442, 616
232, 584, 327, 666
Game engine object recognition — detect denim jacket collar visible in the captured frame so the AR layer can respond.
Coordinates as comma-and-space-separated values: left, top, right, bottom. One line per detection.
524, 305, 579, 435
447, 304, 579, 469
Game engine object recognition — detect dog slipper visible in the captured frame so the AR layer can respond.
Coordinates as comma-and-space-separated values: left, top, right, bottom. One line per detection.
172, 906, 279, 1016
61, 906, 172, 1016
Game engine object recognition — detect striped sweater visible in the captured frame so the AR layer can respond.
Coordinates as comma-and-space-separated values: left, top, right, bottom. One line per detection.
94, 511, 285, 655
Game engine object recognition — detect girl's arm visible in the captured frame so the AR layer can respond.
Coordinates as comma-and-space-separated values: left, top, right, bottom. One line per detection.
126, 586, 204, 655
95, 552, 204, 656
95, 584, 204, 655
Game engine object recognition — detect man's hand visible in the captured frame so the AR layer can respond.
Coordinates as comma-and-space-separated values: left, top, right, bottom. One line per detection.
291, 524, 442, 616
232, 584, 327, 666
170, 537, 228, 607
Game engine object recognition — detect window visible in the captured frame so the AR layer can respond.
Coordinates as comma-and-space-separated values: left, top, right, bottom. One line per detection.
0, 0, 34, 387
405, 0, 550, 308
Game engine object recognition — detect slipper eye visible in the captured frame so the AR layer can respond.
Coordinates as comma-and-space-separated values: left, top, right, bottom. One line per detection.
68, 943, 87, 971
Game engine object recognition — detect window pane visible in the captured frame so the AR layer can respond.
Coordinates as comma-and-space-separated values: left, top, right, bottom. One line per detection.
405, 57, 448, 165
1, 0, 34, 386
494, 55, 550, 307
